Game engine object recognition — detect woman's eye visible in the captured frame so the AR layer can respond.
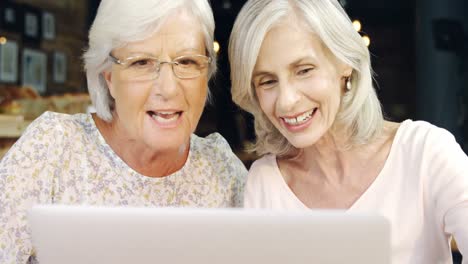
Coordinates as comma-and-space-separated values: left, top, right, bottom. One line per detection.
297, 67, 314, 76
130, 59, 153, 67
178, 59, 198, 66
258, 79, 277, 89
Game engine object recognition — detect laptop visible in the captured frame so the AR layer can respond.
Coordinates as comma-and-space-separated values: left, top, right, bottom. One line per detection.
29, 205, 390, 264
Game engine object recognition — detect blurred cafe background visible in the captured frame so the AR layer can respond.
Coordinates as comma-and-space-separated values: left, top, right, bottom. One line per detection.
0, 0, 466, 260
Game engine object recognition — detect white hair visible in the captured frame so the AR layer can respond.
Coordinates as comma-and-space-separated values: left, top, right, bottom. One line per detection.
83, 0, 217, 121
229, 0, 384, 156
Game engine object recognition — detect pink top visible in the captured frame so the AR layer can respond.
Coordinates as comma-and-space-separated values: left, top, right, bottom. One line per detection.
245, 120, 468, 263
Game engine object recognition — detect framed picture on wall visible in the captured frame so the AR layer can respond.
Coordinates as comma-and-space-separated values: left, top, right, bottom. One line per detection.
0, 2, 23, 32
42, 12, 55, 40
22, 48, 47, 94
22, 6, 42, 44
0, 40, 19, 83
24, 12, 39, 37
53, 51, 66, 83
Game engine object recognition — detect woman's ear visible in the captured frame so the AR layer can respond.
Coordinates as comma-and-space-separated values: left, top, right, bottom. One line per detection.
102, 70, 116, 99
341, 64, 353, 78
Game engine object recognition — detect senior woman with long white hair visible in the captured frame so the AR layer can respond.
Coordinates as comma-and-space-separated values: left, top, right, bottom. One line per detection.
0, 0, 246, 262
229, 0, 468, 263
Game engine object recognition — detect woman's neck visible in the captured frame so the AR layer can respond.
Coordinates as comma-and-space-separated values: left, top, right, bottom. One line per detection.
290, 131, 358, 185
93, 114, 189, 178
277, 121, 399, 209
282, 123, 394, 186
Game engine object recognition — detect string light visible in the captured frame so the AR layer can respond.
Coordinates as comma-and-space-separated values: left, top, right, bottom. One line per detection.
362, 35, 370, 47
213, 41, 220, 53
352, 19, 370, 47
352, 20, 362, 32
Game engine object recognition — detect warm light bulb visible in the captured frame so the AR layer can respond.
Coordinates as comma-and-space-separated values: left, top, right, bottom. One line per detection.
362, 35, 370, 47
352, 20, 362, 32
213, 41, 220, 53
0, 37, 7, 45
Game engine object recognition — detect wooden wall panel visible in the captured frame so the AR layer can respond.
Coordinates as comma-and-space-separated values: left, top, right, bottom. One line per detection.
2, 0, 89, 94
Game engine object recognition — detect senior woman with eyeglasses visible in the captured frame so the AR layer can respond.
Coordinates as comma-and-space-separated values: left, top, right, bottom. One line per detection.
0, 0, 246, 262
229, 0, 468, 263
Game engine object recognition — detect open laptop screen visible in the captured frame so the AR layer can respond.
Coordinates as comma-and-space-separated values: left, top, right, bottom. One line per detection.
29, 205, 390, 264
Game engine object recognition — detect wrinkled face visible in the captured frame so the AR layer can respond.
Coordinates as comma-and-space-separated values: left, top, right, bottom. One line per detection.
252, 19, 351, 149
104, 10, 209, 153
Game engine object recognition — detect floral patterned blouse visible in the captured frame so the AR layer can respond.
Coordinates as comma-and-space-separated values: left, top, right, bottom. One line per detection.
0, 111, 247, 263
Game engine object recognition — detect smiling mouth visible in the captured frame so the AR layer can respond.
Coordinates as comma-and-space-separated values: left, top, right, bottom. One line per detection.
281, 108, 318, 126
147, 111, 183, 123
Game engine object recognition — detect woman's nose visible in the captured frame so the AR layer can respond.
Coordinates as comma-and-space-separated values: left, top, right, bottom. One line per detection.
276, 81, 301, 112
154, 64, 178, 99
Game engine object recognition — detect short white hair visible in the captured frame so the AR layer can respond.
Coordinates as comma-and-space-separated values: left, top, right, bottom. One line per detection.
229, 0, 384, 156
83, 0, 217, 122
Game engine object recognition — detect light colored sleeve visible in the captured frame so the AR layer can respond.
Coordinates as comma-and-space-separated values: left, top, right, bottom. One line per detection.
204, 133, 247, 207
243, 170, 260, 208
228, 152, 247, 208
244, 157, 270, 209
0, 112, 64, 263
427, 127, 468, 263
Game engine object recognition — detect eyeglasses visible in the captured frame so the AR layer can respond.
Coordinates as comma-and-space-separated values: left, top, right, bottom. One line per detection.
108, 53, 212, 81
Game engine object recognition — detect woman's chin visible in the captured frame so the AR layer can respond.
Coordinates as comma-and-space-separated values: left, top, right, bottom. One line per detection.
285, 133, 323, 149
141, 129, 190, 153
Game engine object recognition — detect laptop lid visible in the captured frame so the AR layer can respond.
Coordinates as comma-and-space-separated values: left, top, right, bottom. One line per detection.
29, 205, 390, 264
